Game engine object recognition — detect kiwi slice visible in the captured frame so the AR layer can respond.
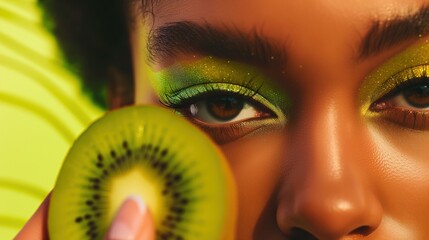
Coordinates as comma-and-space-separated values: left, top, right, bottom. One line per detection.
48, 105, 236, 240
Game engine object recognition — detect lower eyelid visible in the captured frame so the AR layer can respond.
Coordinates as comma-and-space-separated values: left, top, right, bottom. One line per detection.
189, 118, 284, 144
375, 108, 429, 130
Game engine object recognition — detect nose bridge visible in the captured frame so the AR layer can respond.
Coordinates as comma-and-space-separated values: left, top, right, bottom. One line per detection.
306, 100, 346, 180
277, 92, 382, 239
292, 92, 361, 182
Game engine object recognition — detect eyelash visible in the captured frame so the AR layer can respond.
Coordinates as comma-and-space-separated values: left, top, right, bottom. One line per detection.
159, 82, 260, 109
370, 67, 429, 130
375, 73, 429, 99
159, 82, 281, 143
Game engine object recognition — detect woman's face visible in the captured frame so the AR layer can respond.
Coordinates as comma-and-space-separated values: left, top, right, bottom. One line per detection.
129, 0, 429, 239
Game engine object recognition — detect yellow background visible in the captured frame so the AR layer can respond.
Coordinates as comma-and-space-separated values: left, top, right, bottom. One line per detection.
0, 0, 104, 238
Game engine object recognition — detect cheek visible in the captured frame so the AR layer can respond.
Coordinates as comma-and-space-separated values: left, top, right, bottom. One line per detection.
220, 133, 285, 238
368, 122, 429, 235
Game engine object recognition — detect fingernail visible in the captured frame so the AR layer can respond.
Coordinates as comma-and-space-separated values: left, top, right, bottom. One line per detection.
107, 195, 146, 240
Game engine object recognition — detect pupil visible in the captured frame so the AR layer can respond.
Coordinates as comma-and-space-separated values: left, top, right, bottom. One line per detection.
206, 96, 244, 121
404, 84, 429, 108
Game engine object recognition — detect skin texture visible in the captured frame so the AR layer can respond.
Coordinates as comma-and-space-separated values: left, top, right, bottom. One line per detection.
130, 0, 429, 239
18, 0, 429, 239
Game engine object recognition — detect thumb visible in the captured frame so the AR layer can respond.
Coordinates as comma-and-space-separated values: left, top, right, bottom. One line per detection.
105, 196, 155, 240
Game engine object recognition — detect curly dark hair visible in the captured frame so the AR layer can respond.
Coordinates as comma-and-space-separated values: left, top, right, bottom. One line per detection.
37, 0, 150, 109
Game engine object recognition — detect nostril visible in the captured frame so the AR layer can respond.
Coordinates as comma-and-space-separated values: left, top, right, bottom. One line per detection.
349, 225, 372, 236
287, 227, 317, 240
286, 226, 373, 239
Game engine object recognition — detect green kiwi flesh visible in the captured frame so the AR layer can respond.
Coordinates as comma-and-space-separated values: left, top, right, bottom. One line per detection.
48, 105, 236, 240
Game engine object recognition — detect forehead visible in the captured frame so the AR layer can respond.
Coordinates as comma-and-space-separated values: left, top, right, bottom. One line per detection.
149, 0, 427, 62
152, 0, 426, 25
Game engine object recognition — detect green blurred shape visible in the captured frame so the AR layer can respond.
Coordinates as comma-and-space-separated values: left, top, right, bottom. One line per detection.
0, 0, 105, 238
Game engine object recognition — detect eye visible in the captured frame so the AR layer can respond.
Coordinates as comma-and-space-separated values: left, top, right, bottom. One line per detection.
174, 93, 279, 143
186, 95, 271, 124
371, 77, 429, 130
160, 87, 284, 144
399, 81, 429, 108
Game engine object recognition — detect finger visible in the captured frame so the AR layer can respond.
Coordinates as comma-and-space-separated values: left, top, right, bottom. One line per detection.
15, 193, 51, 240
136, 199, 155, 240
105, 196, 155, 240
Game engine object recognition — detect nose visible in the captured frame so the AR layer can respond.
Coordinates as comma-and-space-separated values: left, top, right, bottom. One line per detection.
276, 98, 382, 239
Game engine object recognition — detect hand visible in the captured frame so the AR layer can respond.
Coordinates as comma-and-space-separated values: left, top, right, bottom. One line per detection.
15, 194, 155, 240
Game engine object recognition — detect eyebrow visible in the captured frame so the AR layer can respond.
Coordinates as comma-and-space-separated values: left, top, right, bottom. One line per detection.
147, 21, 287, 66
358, 6, 429, 59
147, 6, 429, 66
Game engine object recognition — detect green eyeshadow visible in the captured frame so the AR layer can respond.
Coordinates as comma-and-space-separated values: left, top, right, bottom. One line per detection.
359, 41, 429, 115
150, 57, 290, 116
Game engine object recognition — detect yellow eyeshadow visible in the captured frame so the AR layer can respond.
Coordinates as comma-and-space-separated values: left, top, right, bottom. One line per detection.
359, 41, 429, 115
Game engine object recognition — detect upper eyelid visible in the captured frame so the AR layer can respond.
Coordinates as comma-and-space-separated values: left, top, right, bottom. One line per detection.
360, 64, 429, 115
358, 42, 429, 112
166, 82, 257, 98
152, 56, 291, 114
374, 65, 429, 100
162, 82, 261, 105
375, 70, 429, 99
160, 89, 256, 108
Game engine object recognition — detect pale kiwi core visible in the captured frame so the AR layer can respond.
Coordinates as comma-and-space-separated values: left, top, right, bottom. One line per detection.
108, 168, 164, 222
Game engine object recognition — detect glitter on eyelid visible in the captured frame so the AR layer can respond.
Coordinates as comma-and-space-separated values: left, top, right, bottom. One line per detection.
150, 57, 291, 115
359, 41, 429, 115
